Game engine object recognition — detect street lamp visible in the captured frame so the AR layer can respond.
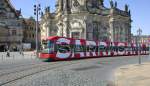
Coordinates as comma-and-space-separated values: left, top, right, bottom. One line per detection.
34, 2, 41, 57
137, 28, 142, 64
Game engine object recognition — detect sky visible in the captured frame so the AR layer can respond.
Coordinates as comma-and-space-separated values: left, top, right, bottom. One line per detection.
11, 0, 150, 35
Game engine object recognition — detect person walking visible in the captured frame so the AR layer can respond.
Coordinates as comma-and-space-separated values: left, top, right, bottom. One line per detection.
19, 47, 24, 56
6, 50, 10, 57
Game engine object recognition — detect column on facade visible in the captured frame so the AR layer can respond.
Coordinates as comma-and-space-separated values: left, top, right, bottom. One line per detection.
57, 21, 63, 37
61, 17, 67, 37
116, 23, 120, 42
125, 25, 128, 42
128, 24, 131, 42
46, 21, 50, 37
93, 22, 99, 41
86, 21, 93, 40
109, 20, 114, 42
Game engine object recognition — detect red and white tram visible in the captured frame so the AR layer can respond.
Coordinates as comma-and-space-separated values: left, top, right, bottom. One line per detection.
39, 36, 149, 61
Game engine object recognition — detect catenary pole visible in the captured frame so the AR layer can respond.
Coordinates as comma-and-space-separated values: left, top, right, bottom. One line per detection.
34, 0, 41, 57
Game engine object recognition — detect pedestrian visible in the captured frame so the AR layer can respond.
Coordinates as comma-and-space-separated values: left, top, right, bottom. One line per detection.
19, 50, 22, 55
22, 51, 24, 56
6, 50, 10, 57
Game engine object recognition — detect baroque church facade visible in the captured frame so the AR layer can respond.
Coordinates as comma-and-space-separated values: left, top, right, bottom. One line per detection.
40, 0, 132, 46
0, 0, 24, 51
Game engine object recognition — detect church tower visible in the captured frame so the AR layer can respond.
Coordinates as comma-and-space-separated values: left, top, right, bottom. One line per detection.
56, 0, 71, 14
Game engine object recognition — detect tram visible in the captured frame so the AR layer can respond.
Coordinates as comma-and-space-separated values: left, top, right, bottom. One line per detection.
39, 36, 149, 61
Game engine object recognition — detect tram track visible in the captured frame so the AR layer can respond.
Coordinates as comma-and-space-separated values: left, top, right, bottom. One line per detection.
0, 56, 148, 86
0, 61, 41, 70
0, 62, 51, 77
0, 60, 82, 86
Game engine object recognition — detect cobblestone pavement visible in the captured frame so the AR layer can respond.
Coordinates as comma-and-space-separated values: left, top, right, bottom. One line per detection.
0, 52, 36, 61
3, 59, 114, 86
0, 52, 37, 65
0, 52, 38, 71
115, 58, 150, 86
1, 55, 150, 86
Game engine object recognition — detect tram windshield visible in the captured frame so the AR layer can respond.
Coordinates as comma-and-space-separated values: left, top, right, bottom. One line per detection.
42, 40, 54, 54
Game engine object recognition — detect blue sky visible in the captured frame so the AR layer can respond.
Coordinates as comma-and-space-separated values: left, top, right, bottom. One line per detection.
11, 0, 150, 35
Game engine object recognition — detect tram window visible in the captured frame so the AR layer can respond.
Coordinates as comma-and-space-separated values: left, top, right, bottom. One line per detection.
118, 46, 125, 52
47, 40, 54, 48
146, 47, 149, 51
86, 46, 90, 52
132, 47, 137, 51
109, 46, 114, 51
147, 47, 149, 51
106, 46, 110, 51
42, 40, 47, 49
141, 47, 144, 51
126, 46, 132, 51
135, 47, 138, 51
99, 45, 106, 52
42, 40, 54, 49
57, 44, 71, 53
140, 46, 143, 51
137, 46, 141, 51
74, 45, 85, 52
111, 46, 118, 52
96, 46, 98, 52
87, 45, 97, 52
126, 46, 129, 51
142, 47, 146, 51
42, 40, 54, 53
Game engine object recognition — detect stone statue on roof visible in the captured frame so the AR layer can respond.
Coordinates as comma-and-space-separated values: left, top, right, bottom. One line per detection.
115, 1, 117, 8
110, 0, 114, 8
125, 4, 128, 12
55, 0, 63, 13
100, 0, 104, 6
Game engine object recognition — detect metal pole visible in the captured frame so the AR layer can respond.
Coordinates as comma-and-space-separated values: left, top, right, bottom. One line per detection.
149, 40, 150, 57
149, 36, 150, 58
137, 28, 142, 64
36, 5, 38, 58
149, 43, 150, 58
34, 2, 41, 58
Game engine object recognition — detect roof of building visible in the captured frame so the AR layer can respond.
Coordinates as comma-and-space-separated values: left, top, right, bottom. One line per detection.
5, 0, 21, 18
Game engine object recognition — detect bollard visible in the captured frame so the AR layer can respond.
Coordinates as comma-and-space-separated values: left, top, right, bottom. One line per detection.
2, 55, 3, 61
22, 53, 24, 57
13, 55, 15, 59
23, 53, 25, 59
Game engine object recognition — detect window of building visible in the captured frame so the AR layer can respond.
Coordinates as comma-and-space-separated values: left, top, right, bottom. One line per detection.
32, 34, 34, 38
12, 30, 16, 36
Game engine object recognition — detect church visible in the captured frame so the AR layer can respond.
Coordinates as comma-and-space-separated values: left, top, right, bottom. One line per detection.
40, 0, 132, 46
